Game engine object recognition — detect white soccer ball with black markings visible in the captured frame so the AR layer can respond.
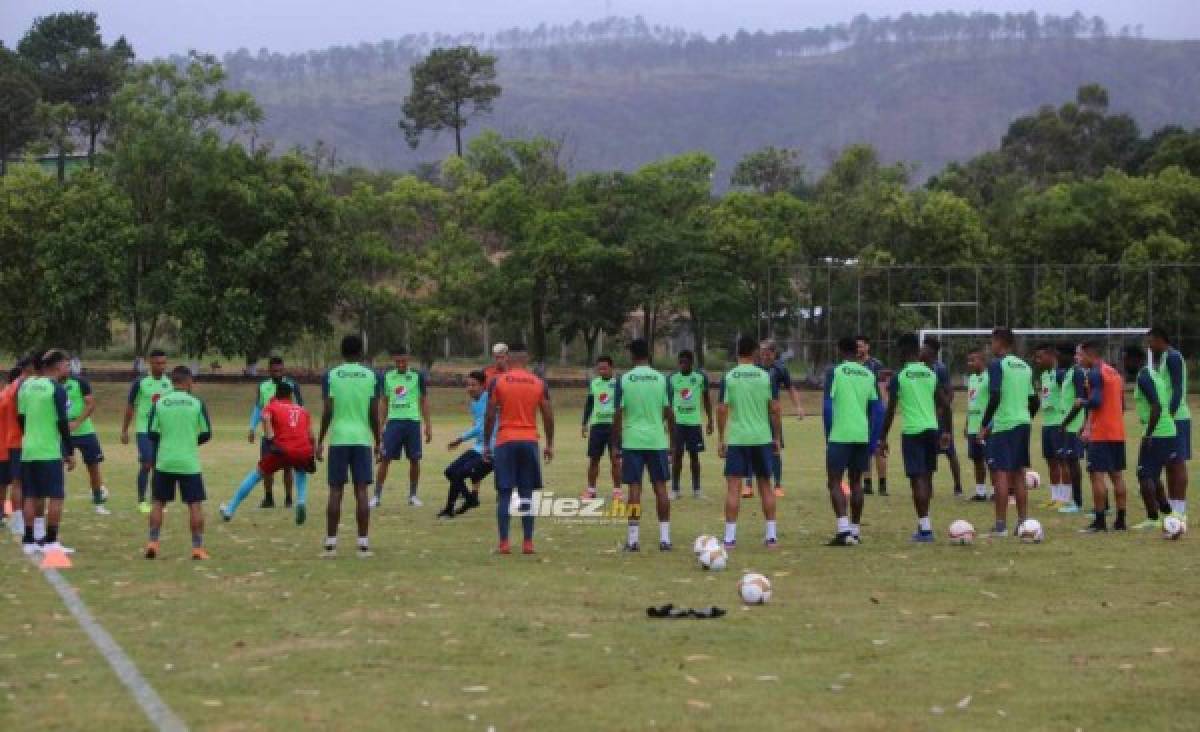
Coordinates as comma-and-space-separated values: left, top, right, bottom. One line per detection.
948, 519, 976, 545
1162, 515, 1185, 540
738, 572, 772, 604
698, 545, 728, 571
1018, 518, 1044, 543
693, 534, 720, 557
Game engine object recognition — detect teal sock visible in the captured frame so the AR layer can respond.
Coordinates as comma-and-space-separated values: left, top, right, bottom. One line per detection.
295, 472, 308, 506
228, 470, 263, 514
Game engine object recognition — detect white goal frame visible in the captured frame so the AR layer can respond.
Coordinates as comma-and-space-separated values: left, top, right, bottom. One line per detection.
918, 328, 1151, 364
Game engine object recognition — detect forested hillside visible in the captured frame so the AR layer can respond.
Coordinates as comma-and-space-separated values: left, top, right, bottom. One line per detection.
217, 13, 1200, 181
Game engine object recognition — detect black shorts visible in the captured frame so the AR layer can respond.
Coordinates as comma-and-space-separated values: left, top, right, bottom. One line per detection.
153, 471, 206, 504
966, 434, 985, 461
621, 449, 670, 484
826, 442, 870, 474
673, 424, 706, 454
1136, 437, 1178, 480
382, 420, 423, 461
21, 460, 65, 499
1086, 441, 1126, 474
328, 445, 373, 486
586, 424, 614, 459
724, 444, 773, 479
985, 425, 1031, 472
71, 434, 105, 465
444, 450, 493, 484
901, 430, 939, 478
494, 441, 543, 494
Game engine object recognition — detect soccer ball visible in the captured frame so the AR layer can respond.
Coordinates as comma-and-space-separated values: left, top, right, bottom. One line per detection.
948, 519, 976, 545
693, 534, 720, 557
1024, 470, 1042, 490
1162, 515, 1185, 540
698, 545, 728, 571
738, 572, 772, 604
1017, 518, 1044, 543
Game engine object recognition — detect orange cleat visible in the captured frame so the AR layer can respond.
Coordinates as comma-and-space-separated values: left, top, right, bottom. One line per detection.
522, 539, 535, 555
191, 547, 210, 561
143, 541, 160, 559
497, 540, 512, 555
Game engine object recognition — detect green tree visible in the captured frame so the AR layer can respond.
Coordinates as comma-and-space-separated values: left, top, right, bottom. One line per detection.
399, 46, 501, 157
731, 146, 808, 195
0, 45, 40, 176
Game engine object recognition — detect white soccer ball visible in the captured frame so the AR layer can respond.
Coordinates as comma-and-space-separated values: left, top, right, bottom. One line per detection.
948, 519, 976, 545
1024, 469, 1042, 490
1162, 515, 1185, 540
693, 534, 720, 557
738, 572, 772, 604
698, 545, 728, 571
1017, 518, 1044, 543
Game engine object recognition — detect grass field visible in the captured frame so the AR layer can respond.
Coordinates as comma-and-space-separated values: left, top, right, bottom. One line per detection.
2, 383, 1198, 731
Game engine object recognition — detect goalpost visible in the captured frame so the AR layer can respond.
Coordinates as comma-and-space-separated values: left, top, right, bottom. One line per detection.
917, 327, 1151, 375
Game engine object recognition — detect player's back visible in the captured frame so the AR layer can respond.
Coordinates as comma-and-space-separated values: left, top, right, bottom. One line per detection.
18, 376, 65, 460
892, 362, 938, 434
1089, 362, 1125, 441
618, 365, 669, 449
722, 363, 774, 445
266, 399, 312, 452
990, 354, 1033, 431
150, 392, 210, 474
827, 360, 876, 443
492, 368, 546, 445
324, 363, 379, 446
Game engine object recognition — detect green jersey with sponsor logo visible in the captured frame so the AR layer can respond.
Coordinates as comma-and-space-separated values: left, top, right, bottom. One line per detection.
966, 372, 989, 435
1135, 367, 1177, 439
668, 370, 708, 427
616, 366, 669, 450
18, 377, 68, 461
1039, 369, 1063, 428
889, 362, 938, 435
383, 368, 425, 422
149, 391, 211, 474
129, 374, 173, 433
721, 363, 776, 446
827, 360, 878, 443
587, 376, 617, 426
989, 355, 1034, 433
323, 364, 381, 446
63, 377, 95, 437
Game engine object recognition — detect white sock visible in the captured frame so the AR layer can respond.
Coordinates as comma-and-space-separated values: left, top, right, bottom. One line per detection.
324, 536, 337, 548
975, 483, 987, 497
587, 484, 596, 493
850, 523, 861, 537
1057, 484, 1068, 502
918, 516, 932, 532
724, 522, 737, 543
357, 536, 369, 549
34, 517, 46, 541
627, 522, 640, 545
659, 521, 670, 544
1171, 500, 1187, 515
765, 520, 777, 541
836, 516, 851, 533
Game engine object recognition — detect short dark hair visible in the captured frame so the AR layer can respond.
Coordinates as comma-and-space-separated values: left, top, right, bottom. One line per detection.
5, 368, 17, 381
629, 338, 650, 360
170, 365, 193, 383
268, 356, 284, 366
1080, 340, 1100, 354
1057, 343, 1075, 358
341, 334, 364, 359
967, 345, 984, 355
389, 346, 409, 357
992, 327, 1015, 346
1124, 345, 1145, 362
596, 355, 614, 366
838, 336, 858, 357
467, 369, 487, 384
148, 349, 166, 359
855, 335, 869, 344
1034, 342, 1054, 353
41, 349, 68, 369
922, 336, 941, 354
274, 379, 293, 398
898, 332, 920, 357
678, 350, 694, 361
1147, 327, 1170, 344
736, 335, 758, 358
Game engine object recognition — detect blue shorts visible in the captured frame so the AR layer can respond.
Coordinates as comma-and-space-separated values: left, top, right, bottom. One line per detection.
621, 449, 670, 484
153, 471, 206, 503
937, 429, 957, 456
382, 420, 422, 461
586, 424, 614, 459
1058, 431, 1084, 459
1136, 437, 1179, 480
1086, 440, 1126, 473
724, 444, 773, 479
1175, 419, 1191, 461
21, 460, 65, 500
673, 424, 706, 454
901, 430, 939, 478
327, 445, 374, 487
136, 433, 156, 465
1041, 426, 1061, 461
70, 434, 105, 465
966, 434, 985, 462
494, 441, 542, 494
985, 424, 1031, 472
826, 442, 870, 474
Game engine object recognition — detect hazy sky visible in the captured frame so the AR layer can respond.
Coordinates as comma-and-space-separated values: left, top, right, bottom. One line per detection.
4, 1, 1198, 57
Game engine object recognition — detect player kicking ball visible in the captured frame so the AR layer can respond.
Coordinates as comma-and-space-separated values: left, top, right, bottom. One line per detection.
143, 367, 212, 560
222, 380, 316, 525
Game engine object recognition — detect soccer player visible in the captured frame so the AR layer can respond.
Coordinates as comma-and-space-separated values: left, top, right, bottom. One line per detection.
613, 339, 674, 551
17, 350, 75, 556
1033, 343, 1068, 509
922, 337, 964, 496
316, 335, 383, 558
1148, 328, 1189, 523
581, 355, 621, 502
61, 365, 110, 515
857, 336, 888, 496
978, 327, 1038, 537
483, 343, 509, 385
880, 333, 951, 542
121, 349, 173, 514
718, 336, 782, 549
1, 357, 35, 537
482, 343, 554, 555
223, 380, 315, 525
143, 367, 212, 560
375, 348, 431, 508
757, 340, 803, 498
438, 370, 492, 518
247, 356, 303, 509
823, 337, 879, 546
1123, 346, 1178, 529
1055, 344, 1088, 514
964, 346, 991, 502
668, 350, 712, 500
1064, 341, 1128, 533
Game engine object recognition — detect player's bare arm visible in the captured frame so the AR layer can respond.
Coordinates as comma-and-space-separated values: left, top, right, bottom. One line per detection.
540, 392, 554, 462
316, 396, 333, 461
716, 402, 729, 458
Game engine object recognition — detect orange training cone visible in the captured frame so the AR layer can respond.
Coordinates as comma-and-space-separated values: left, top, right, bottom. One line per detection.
40, 547, 73, 570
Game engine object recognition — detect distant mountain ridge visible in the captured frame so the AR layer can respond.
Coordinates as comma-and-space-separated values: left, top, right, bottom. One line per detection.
215, 14, 1200, 182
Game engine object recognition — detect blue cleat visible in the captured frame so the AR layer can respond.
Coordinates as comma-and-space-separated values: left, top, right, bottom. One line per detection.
910, 529, 935, 543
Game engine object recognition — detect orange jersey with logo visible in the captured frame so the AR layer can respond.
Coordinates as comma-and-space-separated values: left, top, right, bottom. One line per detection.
1, 379, 23, 452
1087, 362, 1125, 441
489, 368, 547, 445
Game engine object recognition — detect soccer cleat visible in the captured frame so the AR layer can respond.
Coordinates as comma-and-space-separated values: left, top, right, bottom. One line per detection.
455, 494, 481, 515
827, 532, 860, 546
191, 547, 210, 561
581, 487, 597, 500
659, 541, 672, 551
42, 542, 75, 555
723, 539, 736, 550
1113, 516, 1127, 531
137, 501, 152, 515
774, 486, 785, 498
357, 546, 374, 558
878, 486, 889, 497
692, 489, 702, 499
522, 539, 535, 555
144, 541, 160, 559
623, 541, 640, 552
1132, 518, 1160, 531
436, 508, 454, 520
970, 494, 990, 503
497, 540, 512, 555
1058, 503, 1081, 514
408, 495, 423, 507
219, 503, 233, 522
670, 490, 681, 501
321, 545, 337, 559
1079, 521, 1107, 534
94, 505, 111, 516
369, 495, 381, 509
295, 503, 307, 526
611, 487, 624, 503
953, 487, 964, 497
910, 529, 935, 543
22, 542, 39, 556
764, 537, 779, 549
259, 496, 275, 509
